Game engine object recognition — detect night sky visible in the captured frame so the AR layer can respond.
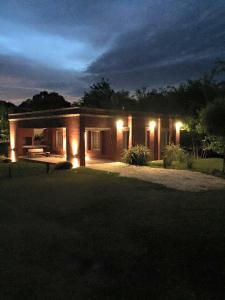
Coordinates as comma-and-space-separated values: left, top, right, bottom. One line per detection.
0, 0, 225, 103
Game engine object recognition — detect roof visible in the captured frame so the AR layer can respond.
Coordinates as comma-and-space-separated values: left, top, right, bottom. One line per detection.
9, 106, 176, 121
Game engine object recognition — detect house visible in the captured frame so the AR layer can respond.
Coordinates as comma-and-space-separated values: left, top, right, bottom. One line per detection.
8, 107, 182, 166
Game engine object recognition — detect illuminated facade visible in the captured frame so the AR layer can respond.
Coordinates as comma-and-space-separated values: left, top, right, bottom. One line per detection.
8, 107, 182, 166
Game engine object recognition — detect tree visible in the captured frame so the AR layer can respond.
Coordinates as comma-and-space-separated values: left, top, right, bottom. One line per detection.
18, 91, 71, 112
111, 90, 136, 110
80, 78, 114, 108
0, 101, 16, 142
79, 78, 135, 110
201, 99, 225, 173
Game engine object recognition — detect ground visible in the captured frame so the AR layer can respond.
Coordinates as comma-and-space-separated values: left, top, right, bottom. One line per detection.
1, 162, 225, 299
88, 162, 225, 192
150, 158, 224, 174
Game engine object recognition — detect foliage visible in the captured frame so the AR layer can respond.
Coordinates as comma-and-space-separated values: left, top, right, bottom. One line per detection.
163, 144, 187, 168
54, 161, 73, 170
0, 155, 11, 163
34, 134, 44, 142
79, 78, 135, 110
200, 98, 225, 172
18, 91, 71, 112
200, 99, 225, 137
122, 145, 152, 166
0, 100, 16, 142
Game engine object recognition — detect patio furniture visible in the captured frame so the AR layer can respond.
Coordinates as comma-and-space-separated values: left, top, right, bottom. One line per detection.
28, 148, 49, 158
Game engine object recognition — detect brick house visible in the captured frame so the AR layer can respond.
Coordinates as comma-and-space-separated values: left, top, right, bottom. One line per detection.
8, 107, 181, 166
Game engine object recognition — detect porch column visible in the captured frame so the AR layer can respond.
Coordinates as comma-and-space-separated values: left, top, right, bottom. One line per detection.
116, 119, 124, 160
169, 118, 174, 144
9, 120, 18, 162
175, 121, 182, 145
157, 118, 161, 160
66, 116, 79, 164
128, 115, 132, 148
79, 115, 85, 166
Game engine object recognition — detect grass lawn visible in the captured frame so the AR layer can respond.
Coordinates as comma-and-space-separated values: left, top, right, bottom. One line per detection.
151, 158, 224, 175
1, 162, 225, 299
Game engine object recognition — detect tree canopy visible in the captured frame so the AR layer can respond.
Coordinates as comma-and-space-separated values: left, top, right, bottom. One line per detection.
18, 91, 71, 112
201, 99, 225, 172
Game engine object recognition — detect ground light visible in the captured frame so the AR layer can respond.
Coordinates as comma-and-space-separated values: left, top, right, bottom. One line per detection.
72, 157, 79, 168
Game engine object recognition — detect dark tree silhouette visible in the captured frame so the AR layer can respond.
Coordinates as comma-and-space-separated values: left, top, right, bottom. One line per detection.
80, 78, 114, 108
201, 99, 225, 173
18, 91, 71, 112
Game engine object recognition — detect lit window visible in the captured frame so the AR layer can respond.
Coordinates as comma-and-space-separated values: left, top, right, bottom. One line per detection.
92, 131, 100, 150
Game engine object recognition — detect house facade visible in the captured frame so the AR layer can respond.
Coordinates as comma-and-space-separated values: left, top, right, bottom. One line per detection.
8, 107, 181, 166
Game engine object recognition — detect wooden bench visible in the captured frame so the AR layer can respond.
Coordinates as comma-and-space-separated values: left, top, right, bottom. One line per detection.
28, 148, 49, 158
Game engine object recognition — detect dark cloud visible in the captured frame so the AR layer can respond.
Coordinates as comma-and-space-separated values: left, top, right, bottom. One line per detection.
0, 0, 225, 102
87, 0, 225, 89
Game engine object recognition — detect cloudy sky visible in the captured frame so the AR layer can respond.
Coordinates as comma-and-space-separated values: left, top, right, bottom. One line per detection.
0, 0, 225, 103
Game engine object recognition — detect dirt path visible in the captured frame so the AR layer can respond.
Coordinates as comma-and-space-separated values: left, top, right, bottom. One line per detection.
88, 162, 225, 192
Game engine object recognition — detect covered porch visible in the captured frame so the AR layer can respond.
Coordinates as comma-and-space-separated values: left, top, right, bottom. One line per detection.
20, 155, 113, 167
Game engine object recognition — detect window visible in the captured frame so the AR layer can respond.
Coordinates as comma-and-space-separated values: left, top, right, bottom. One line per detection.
145, 129, 150, 148
56, 129, 63, 149
92, 131, 100, 150
123, 131, 129, 149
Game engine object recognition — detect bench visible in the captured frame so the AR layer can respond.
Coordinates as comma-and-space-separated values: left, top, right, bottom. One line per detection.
28, 148, 49, 158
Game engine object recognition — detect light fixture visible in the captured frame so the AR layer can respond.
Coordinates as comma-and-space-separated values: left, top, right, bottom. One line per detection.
149, 120, 156, 130
175, 121, 182, 131
116, 119, 124, 130
72, 157, 79, 168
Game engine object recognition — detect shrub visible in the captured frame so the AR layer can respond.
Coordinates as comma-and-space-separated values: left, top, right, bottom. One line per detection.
163, 144, 194, 169
54, 161, 72, 170
0, 155, 11, 163
186, 154, 194, 169
163, 144, 187, 168
122, 145, 152, 166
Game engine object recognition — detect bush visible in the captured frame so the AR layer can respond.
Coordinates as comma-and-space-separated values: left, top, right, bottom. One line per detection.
54, 161, 72, 170
163, 144, 194, 169
163, 144, 187, 168
122, 145, 152, 166
186, 154, 194, 169
0, 155, 11, 163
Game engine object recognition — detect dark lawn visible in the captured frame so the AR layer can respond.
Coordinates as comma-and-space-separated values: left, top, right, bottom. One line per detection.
1, 163, 225, 299
150, 158, 224, 175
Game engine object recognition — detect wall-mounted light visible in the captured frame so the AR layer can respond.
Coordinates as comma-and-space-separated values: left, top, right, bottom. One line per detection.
116, 119, 124, 130
175, 121, 182, 131
149, 120, 156, 130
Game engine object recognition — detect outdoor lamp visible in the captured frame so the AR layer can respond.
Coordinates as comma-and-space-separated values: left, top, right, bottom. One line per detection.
175, 121, 182, 131
116, 119, 124, 130
149, 120, 156, 130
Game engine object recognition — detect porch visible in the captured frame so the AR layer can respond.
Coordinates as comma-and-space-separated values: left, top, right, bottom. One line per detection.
20, 155, 113, 167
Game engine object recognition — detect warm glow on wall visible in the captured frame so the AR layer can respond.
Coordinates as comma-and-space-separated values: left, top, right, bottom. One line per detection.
85, 154, 90, 161
72, 139, 78, 156
149, 120, 156, 130
175, 121, 182, 131
116, 119, 124, 130
10, 131, 15, 150
10, 150, 17, 162
63, 128, 66, 156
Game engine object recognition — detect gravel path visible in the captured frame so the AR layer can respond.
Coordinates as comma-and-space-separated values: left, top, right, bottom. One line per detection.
88, 162, 225, 192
